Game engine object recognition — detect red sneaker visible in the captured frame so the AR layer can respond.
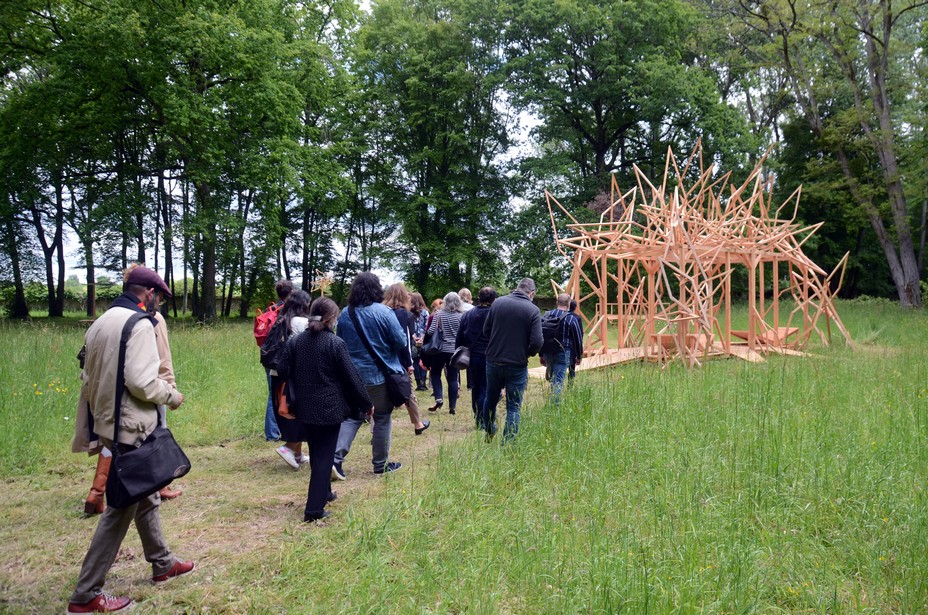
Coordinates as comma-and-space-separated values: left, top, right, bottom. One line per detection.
152, 559, 196, 584
66, 593, 133, 613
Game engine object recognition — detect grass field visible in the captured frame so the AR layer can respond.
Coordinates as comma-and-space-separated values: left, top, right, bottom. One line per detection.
0, 299, 926, 613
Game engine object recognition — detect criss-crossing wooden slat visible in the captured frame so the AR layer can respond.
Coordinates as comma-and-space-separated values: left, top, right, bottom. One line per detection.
545, 142, 852, 367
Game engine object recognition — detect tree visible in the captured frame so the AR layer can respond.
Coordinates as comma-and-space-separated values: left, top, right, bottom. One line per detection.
352, 0, 511, 298
505, 0, 753, 209
720, 0, 925, 307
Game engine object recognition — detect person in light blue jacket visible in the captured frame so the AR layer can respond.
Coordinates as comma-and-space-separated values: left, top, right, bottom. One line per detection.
331, 272, 408, 480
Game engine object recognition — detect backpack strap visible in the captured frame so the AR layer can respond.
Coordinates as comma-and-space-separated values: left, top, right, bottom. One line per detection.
111, 312, 157, 453
348, 306, 393, 377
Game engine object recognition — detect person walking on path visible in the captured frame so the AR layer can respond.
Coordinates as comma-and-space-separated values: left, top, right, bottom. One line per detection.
263, 279, 293, 441
425, 291, 465, 415
384, 284, 429, 435
67, 266, 194, 614
269, 290, 312, 470
567, 300, 582, 380
409, 292, 430, 391
539, 293, 584, 404
455, 287, 496, 424
331, 272, 408, 480
480, 278, 543, 442
75, 265, 184, 515
276, 297, 374, 522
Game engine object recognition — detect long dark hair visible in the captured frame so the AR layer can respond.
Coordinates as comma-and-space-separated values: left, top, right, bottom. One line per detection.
281, 289, 311, 333
308, 296, 339, 334
347, 272, 384, 307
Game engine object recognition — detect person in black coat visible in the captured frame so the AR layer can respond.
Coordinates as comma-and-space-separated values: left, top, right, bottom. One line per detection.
455, 286, 496, 424
276, 297, 374, 522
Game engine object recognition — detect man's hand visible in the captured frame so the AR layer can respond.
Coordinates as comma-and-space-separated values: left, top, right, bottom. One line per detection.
366, 405, 375, 419
169, 393, 184, 409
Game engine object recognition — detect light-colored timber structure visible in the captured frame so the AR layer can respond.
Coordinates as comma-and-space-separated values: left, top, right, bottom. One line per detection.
540, 142, 852, 373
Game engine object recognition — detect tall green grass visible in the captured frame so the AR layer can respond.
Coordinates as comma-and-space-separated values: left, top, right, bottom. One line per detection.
0, 318, 267, 475
1, 299, 926, 611
261, 299, 928, 612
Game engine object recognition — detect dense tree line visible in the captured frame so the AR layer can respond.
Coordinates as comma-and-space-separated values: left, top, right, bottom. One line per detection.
1, 0, 925, 320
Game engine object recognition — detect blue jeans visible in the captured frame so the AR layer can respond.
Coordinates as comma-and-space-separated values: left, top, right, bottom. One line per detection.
265, 369, 280, 441
334, 383, 394, 472
469, 353, 487, 421
429, 351, 460, 411
481, 362, 528, 441
544, 349, 569, 405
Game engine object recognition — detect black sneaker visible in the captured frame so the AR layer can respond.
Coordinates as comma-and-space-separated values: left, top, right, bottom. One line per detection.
374, 462, 402, 475
331, 462, 346, 481
304, 510, 332, 523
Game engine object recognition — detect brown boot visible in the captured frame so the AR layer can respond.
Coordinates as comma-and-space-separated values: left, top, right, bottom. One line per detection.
84, 454, 111, 515
159, 486, 183, 500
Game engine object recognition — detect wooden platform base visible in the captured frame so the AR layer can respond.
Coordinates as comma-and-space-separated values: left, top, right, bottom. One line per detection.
527, 342, 808, 378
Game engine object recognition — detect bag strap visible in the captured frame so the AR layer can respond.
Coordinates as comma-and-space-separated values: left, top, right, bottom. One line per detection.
348, 305, 392, 377
111, 312, 159, 454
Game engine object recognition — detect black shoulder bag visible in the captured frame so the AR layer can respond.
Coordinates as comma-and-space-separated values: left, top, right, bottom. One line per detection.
106, 312, 191, 509
348, 306, 411, 408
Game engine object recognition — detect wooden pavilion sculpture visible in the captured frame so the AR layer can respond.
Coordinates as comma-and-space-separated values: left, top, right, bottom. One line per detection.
545, 143, 852, 368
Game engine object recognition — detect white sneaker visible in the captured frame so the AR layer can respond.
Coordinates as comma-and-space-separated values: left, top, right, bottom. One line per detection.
297, 454, 310, 467
276, 445, 299, 470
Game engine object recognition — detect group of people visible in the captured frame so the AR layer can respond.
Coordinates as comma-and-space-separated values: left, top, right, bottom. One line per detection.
66, 266, 584, 613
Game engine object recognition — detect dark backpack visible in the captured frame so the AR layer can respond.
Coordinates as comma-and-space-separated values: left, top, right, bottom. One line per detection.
540, 310, 568, 355
259, 316, 290, 370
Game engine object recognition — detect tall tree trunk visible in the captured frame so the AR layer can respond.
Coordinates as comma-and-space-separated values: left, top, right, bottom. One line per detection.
159, 169, 177, 317
85, 240, 96, 318
194, 181, 217, 322
857, 2, 920, 307
918, 195, 926, 277
4, 215, 28, 319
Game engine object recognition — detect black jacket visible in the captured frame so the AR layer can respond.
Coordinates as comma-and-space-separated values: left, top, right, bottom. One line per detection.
276, 328, 372, 425
483, 290, 543, 366
456, 305, 491, 356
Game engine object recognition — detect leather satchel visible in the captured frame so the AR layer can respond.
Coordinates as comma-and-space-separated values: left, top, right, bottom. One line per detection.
450, 345, 471, 369
348, 306, 411, 407
105, 312, 191, 509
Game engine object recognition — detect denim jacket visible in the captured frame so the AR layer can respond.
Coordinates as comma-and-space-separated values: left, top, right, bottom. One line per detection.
337, 303, 407, 385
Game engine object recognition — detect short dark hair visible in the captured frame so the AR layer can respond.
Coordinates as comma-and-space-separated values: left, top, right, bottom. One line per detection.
347, 272, 384, 307
275, 279, 294, 300
477, 286, 497, 305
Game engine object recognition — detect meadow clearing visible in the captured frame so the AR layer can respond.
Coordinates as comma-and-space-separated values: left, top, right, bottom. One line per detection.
0, 298, 926, 613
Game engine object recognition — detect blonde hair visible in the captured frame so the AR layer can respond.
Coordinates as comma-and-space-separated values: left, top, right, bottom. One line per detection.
383, 283, 411, 310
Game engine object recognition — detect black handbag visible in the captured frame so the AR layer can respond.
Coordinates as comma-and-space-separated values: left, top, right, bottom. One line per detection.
106, 313, 191, 509
420, 314, 443, 356
348, 306, 411, 408
450, 345, 471, 369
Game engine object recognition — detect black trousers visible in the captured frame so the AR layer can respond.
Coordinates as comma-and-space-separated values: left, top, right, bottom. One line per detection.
304, 423, 341, 519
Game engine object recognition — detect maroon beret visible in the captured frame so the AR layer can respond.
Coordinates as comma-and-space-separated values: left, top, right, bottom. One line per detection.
125, 266, 172, 297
